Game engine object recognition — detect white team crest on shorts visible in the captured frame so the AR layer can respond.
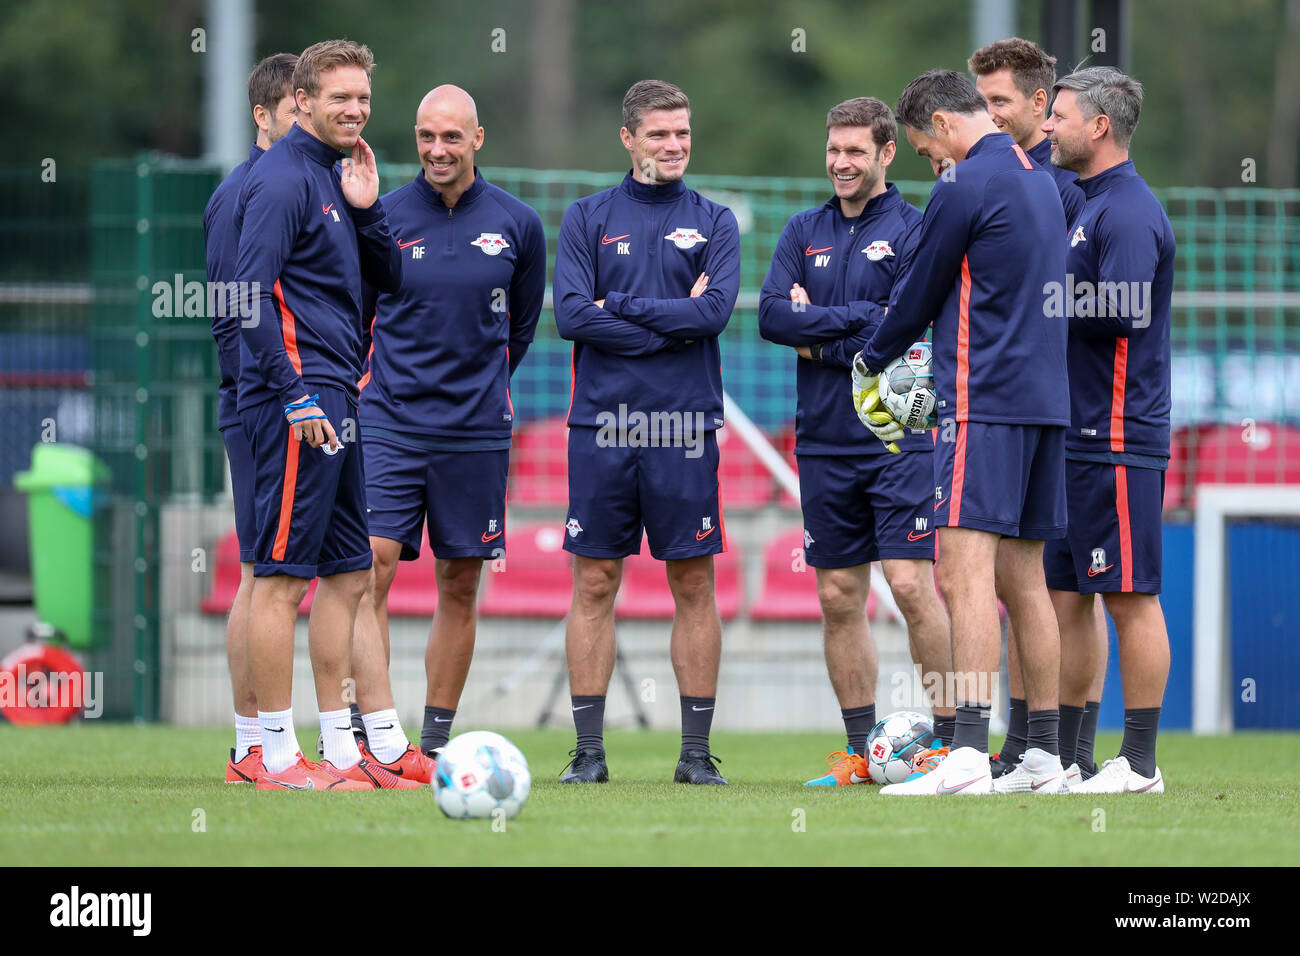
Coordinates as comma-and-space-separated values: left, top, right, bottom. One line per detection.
803, 529, 814, 549
1071, 225, 1087, 248
861, 239, 895, 261
664, 227, 708, 250
566, 517, 583, 538
471, 233, 510, 255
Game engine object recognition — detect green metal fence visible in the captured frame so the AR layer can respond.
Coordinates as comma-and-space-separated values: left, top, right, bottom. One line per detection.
1, 158, 1297, 720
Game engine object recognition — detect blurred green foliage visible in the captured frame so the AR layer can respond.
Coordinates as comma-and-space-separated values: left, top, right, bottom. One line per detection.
7, 0, 1298, 186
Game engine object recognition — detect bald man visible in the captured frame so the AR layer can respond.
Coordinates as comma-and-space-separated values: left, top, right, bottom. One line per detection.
354, 85, 547, 757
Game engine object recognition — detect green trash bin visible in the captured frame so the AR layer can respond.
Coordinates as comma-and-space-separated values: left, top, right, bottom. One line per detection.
13, 443, 110, 649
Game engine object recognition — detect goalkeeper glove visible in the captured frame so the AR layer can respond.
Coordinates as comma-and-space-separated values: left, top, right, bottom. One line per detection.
851, 352, 903, 453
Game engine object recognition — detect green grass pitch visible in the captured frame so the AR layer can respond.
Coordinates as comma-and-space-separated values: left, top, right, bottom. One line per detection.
1, 725, 1296, 866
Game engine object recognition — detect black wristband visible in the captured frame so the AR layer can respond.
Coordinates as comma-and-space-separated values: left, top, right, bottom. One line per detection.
810, 343, 824, 363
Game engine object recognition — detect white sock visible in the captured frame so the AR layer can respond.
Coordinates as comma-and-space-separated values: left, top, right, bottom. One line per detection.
234, 713, 262, 762
258, 708, 299, 775
362, 708, 409, 763
320, 708, 360, 769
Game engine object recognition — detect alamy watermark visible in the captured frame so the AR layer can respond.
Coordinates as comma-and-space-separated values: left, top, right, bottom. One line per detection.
594, 404, 709, 459
1043, 274, 1153, 328
151, 273, 261, 327
0, 666, 102, 718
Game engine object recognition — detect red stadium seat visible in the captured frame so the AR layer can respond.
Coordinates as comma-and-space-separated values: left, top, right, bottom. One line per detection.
750, 527, 822, 621
509, 416, 569, 507
200, 528, 315, 615
1183, 422, 1300, 505
478, 522, 573, 617
716, 424, 775, 508
384, 537, 439, 617
616, 539, 744, 620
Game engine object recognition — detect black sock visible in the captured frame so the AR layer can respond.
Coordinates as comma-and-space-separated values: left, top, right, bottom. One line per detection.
571, 695, 606, 753
841, 704, 875, 756
1078, 699, 1102, 774
349, 703, 365, 736
1026, 709, 1060, 757
1001, 697, 1028, 762
1058, 704, 1086, 768
680, 696, 716, 756
933, 714, 956, 748
421, 705, 456, 754
1118, 707, 1161, 778
951, 701, 991, 753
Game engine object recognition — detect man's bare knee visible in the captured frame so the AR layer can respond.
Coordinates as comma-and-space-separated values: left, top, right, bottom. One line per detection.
436, 559, 482, 607
666, 557, 715, 607
574, 558, 621, 608
816, 569, 866, 623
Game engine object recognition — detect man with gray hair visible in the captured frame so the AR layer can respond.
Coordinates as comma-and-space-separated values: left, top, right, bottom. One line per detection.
851, 68, 1071, 795
1042, 67, 1175, 794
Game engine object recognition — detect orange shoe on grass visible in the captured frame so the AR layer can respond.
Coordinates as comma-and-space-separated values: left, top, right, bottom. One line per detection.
359, 740, 436, 785
325, 757, 423, 790
804, 749, 875, 786
226, 745, 265, 784
256, 755, 371, 791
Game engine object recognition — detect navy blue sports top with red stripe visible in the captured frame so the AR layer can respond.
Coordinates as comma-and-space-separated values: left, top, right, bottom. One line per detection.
1060, 160, 1175, 463
234, 123, 402, 412
858, 131, 1069, 428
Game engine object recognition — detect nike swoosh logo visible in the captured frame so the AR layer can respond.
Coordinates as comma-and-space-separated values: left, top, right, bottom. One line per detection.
270, 777, 312, 790
265, 726, 285, 733
1126, 776, 1161, 792
695, 526, 716, 541
322, 203, 334, 215
1087, 564, 1114, 577
433, 717, 452, 722
380, 764, 404, 776
936, 776, 983, 794
907, 530, 933, 541
1031, 775, 1061, 791
334, 725, 352, 731
934, 496, 949, 511
849, 771, 871, 784
397, 236, 424, 249
572, 705, 594, 711
691, 705, 713, 712
804, 245, 833, 256
481, 530, 503, 542
601, 233, 631, 245
375, 724, 395, 730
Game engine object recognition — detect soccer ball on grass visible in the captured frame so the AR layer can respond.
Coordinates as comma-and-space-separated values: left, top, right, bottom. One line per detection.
864, 711, 937, 784
434, 731, 531, 820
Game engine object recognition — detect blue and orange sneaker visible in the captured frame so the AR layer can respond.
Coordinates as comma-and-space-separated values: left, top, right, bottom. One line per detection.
804, 748, 874, 786
358, 740, 436, 785
900, 745, 950, 782
225, 745, 265, 784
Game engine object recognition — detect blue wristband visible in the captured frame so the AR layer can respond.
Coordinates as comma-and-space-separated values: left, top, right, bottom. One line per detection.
284, 393, 321, 414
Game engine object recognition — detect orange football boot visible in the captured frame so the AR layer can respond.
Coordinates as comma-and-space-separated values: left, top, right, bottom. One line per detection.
804, 749, 876, 786
226, 745, 265, 783
359, 740, 436, 785
256, 755, 371, 791
325, 757, 423, 790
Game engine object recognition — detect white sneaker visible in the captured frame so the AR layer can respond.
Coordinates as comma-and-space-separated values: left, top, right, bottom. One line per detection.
1063, 763, 1082, 790
879, 746, 993, 796
991, 747, 1068, 794
1068, 756, 1164, 794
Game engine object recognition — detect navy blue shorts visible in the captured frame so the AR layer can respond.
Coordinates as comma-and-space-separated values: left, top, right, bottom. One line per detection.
364, 436, 508, 561
222, 419, 257, 563
798, 452, 936, 568
1044, 461, 1163, 594
564, 425, 724, 560
245, 387, 373, 579
933, 421, 1066, 540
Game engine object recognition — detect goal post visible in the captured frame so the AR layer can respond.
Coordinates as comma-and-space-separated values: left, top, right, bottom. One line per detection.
1193, 484, 1300, 734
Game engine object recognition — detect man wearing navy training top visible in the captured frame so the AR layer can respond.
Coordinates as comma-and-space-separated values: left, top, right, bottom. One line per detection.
758, 97, 954, 787
553, 80, 740, 785
204, 51, 296, 785
851, 69, 1070, 796
1043, 68, 1174, 795
969, 37, 1107, 782
234, 40, 417, 792
353, 85, 546, 760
